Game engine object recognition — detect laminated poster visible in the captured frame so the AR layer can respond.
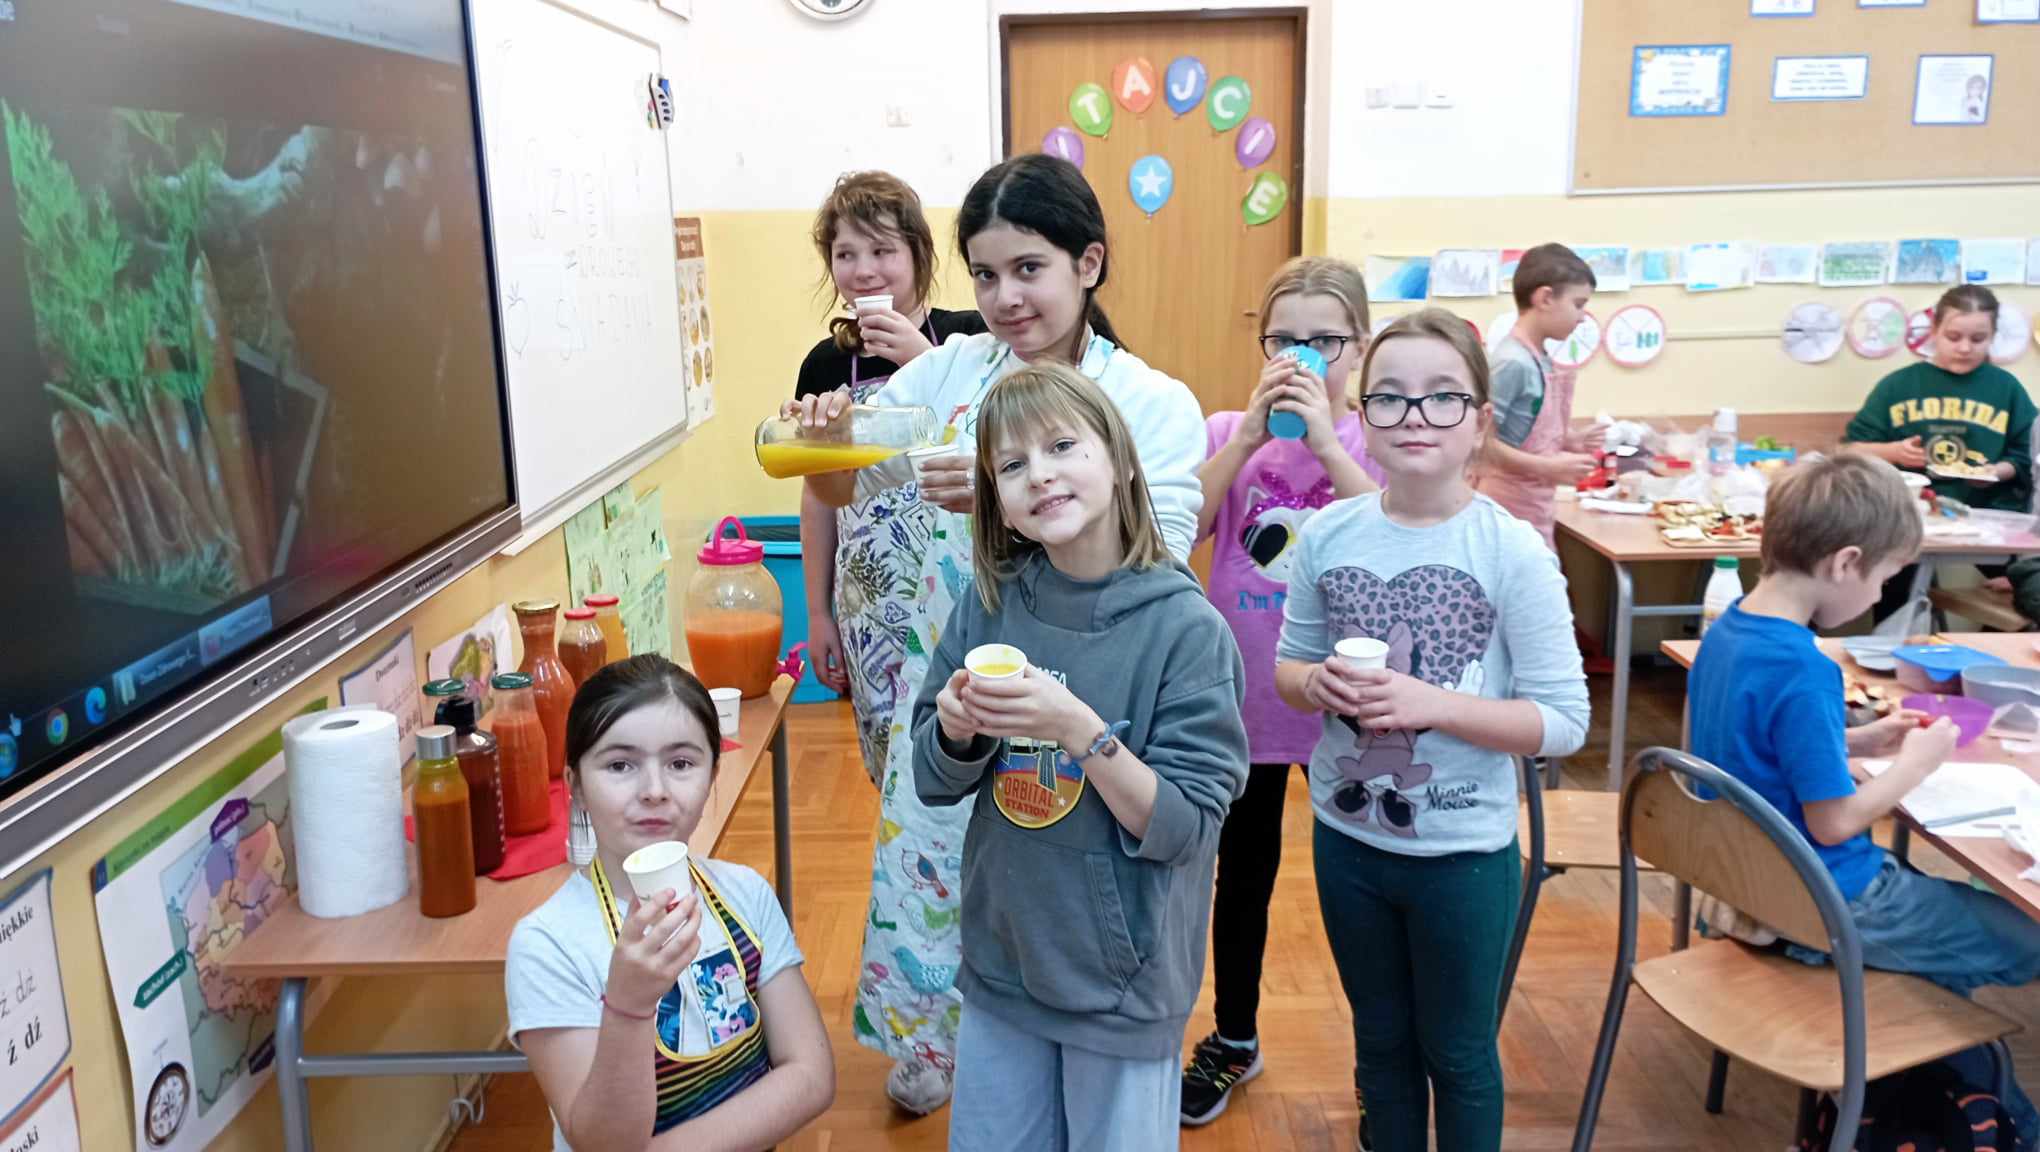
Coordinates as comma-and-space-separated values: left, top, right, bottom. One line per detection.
0, 1068, 80, 1152
0, 871, 68, 1131
1630, 45, 1731, 117
91, 707, 326, 1152
336, 628, 421, 765
674, 216, 716, 430
1772, 56, 1870, 101
1913, 55, 1992, 125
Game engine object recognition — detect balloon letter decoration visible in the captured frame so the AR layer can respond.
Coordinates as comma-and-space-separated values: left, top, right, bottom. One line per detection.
1129, 155, 1175, 218
1207, 75, 1251, 132
1042, 125, 1085, 169
1070, 82, 1113, 137
1112, 56, 1156, 114
1235, 116, 1276, 169
1242, 171, 1289, 227
1164, 55, 1208, 117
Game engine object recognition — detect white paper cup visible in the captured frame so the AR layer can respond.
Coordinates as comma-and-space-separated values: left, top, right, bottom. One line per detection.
908, 442, 959, 478
852, 293, 894, 315
966, 643, 1026, 682
709, 687, 741, 736
1335, 637, 1390, 670
622, 840, 695, 907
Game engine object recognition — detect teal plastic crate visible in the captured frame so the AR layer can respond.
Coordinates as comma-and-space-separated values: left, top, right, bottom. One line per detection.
731, 516, 839, 704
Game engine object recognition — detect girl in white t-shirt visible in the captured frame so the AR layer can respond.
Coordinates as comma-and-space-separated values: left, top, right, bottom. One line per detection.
506, 657, 834, 1150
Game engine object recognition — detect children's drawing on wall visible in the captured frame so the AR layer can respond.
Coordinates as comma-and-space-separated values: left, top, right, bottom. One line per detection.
1755, 244, 1818, 285
1428, 250, 1499, 298
1894, 238, 1962, 286
1627, 248, 1683, 288
1364, 256, 1431, 304
1818, 241, 1890, 288
1569, 245, 1631, 292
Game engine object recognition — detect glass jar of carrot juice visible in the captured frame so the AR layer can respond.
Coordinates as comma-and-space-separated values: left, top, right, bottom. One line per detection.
685, 517, 782, 698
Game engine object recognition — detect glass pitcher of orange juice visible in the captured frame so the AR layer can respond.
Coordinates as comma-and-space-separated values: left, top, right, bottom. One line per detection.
754, 404, 946, 478
685, 517, 784, 698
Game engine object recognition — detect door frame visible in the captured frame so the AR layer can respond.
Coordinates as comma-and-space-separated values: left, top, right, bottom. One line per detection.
996, 8, 1309, 262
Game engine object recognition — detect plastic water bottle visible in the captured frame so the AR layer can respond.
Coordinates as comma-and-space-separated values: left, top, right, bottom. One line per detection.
1706, 408, 1738, 479
1702, 557, 1742, 637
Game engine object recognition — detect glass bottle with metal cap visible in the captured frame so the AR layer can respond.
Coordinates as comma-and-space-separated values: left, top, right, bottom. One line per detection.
413, 725, 477, 917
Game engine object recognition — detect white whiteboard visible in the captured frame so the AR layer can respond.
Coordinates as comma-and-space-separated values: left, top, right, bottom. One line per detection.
471, 0, 687, 534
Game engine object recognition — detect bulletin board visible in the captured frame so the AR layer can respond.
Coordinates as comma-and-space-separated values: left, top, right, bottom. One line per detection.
1573, 0, 2040, 192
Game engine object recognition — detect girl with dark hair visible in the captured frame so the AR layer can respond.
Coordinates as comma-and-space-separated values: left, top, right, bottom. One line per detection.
1845, 284, 2036, 621
794, 172, 986, 791
779, 151, 1206, 1115
506, 657, 834, 1151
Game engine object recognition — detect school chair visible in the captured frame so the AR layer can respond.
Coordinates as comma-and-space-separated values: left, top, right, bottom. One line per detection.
1571, 747, 2018, 1152
1929, 583, 2032, 633
1501, 758, 1660, 1023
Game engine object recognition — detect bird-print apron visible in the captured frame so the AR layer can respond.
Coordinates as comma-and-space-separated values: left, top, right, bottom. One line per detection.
1476, 359, 1575, 550
853, 336, 1111, 1069
832, 321, 941, 787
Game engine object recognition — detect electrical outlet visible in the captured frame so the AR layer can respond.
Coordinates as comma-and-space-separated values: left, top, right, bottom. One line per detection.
1425, 84, 1454, 109
1390, 81, 1422, 109
885, 105, 911, 128
1365, 86, 1391, 109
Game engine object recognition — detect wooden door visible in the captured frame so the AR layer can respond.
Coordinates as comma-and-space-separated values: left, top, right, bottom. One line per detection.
1003, 13, 1305, 419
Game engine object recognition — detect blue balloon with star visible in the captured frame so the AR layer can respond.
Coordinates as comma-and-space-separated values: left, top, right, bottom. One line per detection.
1128, 154, 1174, 217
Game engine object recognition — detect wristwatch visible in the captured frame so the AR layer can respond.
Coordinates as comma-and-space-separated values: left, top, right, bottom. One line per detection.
1076, 720, 1131, 766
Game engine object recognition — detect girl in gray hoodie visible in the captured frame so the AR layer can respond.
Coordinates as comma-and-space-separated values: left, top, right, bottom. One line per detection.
913, 362, 1249, 1152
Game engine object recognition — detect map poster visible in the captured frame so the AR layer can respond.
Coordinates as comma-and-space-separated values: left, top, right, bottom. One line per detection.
92, 705, 321, 1152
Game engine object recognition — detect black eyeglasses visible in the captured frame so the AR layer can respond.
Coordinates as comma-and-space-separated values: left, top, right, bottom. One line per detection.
1360, 392, 1476, 429
1259, 334, 1355, 362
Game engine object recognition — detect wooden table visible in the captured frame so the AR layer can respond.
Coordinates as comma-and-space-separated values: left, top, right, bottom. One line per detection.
221, 677, 796, 1152
1661, 634, 2040, 923
1558, 497, 2040, 790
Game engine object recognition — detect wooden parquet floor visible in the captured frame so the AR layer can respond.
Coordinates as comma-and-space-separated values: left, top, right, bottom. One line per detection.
449, 664, 2040, 1150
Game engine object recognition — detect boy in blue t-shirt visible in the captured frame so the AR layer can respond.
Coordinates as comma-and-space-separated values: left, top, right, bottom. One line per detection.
1692, 453, 2040, 1137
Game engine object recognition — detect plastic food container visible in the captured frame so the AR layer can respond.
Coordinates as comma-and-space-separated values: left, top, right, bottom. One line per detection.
1901, 693, 1994, 748
1960, 664, 2040, 711
1893, 644, 2005, 693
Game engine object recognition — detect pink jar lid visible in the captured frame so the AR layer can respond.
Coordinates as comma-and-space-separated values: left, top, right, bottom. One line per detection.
697, 516, 764, 566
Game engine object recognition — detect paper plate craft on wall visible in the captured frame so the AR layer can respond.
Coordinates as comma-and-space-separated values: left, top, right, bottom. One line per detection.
1241, 170, 1288, 227
1112, 56, 1157, 114
1207, 75, 1251, 132
1604, 305, 1666, 368
1129, 155, 1174, 218
1782, 302, 1844, 365
1042, 125, 1085, 169
1235, 116, 1276, 169
1906, 308, 1936, 358
1994, 299, 2031, 363
1848, 296, 1908, 359
1545, 310, 1602, 368
1070, 81, 1113, 137
1165, 55, 1208, 116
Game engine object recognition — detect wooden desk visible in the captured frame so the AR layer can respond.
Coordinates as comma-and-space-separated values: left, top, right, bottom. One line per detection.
1661, 635, 2040, 923
1561, 498, 2040, 790
221, 677, 796, 1152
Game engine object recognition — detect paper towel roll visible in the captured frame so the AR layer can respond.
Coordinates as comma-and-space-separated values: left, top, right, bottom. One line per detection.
285, 705, 410, 918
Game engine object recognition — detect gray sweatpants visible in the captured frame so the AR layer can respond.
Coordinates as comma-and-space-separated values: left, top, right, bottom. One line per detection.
948, 1004, 1181, 1152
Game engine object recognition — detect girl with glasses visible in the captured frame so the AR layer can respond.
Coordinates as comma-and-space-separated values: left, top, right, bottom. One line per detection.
1274, 309, 1589, 1152
1181, 257, 1382, 1136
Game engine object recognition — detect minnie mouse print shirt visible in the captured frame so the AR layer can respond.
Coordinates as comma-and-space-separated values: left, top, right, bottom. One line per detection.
1276, 492, 1589, 856
1202, 411, 1383, 764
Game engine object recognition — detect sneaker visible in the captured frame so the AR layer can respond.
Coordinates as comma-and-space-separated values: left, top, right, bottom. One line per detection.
1180, 1033, 1264, 1126
885, 1058, 952, 1116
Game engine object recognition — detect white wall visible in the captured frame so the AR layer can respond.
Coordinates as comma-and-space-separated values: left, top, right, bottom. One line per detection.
565, 0, 1582, 212
1324, 0, 1576, 198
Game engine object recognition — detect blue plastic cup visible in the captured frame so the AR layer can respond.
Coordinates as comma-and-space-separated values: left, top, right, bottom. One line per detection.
1269, 345, 1328, 439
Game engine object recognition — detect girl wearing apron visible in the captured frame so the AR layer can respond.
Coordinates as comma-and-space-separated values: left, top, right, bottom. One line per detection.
784, 153, 1207, 1116
508, 657, 834, 1150
794, 171, 984, 787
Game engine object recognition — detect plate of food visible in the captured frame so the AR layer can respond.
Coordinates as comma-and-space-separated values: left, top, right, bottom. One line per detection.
1658, 512, 1762, 548
1927, 460, 1999, 482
